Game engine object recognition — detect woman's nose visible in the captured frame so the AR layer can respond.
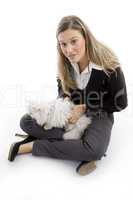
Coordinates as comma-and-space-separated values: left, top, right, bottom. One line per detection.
66, 44, 73, 55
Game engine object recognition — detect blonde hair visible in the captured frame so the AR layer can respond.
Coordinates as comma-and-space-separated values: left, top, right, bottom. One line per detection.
56, 15, 120, 94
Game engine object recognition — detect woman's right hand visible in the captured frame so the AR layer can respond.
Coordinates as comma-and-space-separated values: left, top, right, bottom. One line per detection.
67, 104, 86, 124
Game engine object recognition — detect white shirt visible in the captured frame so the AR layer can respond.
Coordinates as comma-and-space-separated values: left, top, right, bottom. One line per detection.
71, 61, 103, 89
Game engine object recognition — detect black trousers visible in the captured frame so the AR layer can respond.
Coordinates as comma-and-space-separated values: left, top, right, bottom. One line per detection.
20, 112, 114, 162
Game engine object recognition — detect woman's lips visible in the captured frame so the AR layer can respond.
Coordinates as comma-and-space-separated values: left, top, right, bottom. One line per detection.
68, 55, 77, 59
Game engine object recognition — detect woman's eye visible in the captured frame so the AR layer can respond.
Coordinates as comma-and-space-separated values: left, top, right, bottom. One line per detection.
60, 43, 67, 47
71, 40, 77, 45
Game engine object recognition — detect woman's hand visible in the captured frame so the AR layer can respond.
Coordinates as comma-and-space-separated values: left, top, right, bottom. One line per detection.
68, 104, 86, 124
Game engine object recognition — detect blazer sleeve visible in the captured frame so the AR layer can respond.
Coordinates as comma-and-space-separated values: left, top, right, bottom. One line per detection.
103, 67, 128, 113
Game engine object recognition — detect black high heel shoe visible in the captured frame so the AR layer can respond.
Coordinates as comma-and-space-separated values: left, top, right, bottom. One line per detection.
8, 135, 36, 162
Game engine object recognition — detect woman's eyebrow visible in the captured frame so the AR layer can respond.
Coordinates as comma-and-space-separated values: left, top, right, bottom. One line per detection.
59, 36, 79, 43
70, 36, 79, 40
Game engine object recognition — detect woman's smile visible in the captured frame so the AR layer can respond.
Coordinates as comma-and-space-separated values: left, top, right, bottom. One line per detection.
68, 54, 78, 61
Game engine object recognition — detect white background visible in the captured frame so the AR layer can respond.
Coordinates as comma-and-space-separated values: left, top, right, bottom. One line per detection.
0, 0, 133, 200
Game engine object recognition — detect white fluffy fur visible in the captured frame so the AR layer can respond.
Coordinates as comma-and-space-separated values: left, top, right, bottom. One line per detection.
27, 98, 91, 140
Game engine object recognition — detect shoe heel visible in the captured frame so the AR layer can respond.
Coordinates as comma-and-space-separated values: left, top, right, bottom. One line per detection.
8, 142, 17, 161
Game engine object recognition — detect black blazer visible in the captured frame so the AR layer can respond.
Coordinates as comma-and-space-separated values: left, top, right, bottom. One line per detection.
57, 67, 128, 114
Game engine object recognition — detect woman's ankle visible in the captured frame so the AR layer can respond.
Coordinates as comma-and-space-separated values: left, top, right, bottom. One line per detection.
18, 142, 34, 154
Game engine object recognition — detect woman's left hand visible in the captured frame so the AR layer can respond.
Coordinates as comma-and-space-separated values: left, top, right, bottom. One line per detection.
68, 104, 86, 124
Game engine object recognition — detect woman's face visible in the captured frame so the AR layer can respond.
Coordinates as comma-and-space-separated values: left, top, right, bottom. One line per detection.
58, 29, 86, 64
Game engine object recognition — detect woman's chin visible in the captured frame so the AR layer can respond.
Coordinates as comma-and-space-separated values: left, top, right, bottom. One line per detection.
69, 57, 79, 63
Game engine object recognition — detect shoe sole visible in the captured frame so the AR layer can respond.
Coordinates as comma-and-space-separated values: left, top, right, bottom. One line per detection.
77, 161, 96, 176
8, 142, 16, 161
15, 133, 28, 138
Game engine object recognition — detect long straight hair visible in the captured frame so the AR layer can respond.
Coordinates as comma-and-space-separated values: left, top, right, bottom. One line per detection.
56, 15, 120, 94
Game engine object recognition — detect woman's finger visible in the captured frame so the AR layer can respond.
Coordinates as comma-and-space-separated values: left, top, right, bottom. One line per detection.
68, 117, 73, 123
70, 117, 77, 123
68, 117, 74, 123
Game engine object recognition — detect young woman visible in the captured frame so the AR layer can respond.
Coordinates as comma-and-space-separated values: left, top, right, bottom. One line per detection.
8, 15, 128, 176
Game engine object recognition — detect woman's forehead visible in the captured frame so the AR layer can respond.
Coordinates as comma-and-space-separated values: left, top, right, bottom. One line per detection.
58, 29, 83, 42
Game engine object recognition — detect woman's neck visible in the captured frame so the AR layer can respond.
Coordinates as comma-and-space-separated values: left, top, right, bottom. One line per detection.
78, 55, 90, 73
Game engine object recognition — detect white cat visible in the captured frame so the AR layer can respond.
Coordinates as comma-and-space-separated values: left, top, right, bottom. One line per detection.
27, 98, 91, 140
